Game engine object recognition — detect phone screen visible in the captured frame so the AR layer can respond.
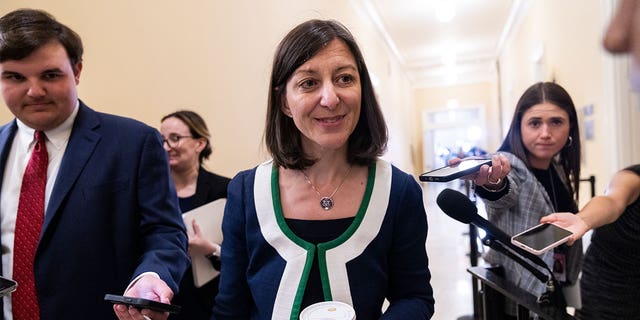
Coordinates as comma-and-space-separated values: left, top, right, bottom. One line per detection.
419, 159, 492, 182
511, 223, 573, 253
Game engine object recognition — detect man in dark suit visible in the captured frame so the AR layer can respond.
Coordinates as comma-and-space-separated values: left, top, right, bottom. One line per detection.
0, 8, 188, 320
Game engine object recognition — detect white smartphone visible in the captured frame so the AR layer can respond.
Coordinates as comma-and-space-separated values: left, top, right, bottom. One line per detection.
511, 223, 573, 255
419, 159, 492, 182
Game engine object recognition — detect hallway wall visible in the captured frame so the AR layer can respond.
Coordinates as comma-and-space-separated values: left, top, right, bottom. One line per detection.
498, 0, 626, 203
0, 0, 417, 177
2, 1, 638, 198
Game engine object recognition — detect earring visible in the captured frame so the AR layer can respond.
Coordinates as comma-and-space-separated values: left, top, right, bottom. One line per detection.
565, 136, 573, 148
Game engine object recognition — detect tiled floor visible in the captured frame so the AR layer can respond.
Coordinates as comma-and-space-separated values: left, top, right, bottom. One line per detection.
422, 181, 479, 320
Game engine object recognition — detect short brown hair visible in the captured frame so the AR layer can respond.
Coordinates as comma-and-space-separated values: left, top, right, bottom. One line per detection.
0, 8, 83, 67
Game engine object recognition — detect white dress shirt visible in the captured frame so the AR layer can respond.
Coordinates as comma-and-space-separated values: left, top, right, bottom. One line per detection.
0, 102, 78, 319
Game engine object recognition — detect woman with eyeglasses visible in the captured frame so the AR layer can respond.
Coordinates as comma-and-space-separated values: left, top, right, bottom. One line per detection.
160, 110, 231, 320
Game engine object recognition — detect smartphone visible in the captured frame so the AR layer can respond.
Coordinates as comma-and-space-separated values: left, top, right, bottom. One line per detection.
419, 159, 492, 182
0, 276, 17, 297
104, 294, 181, 314
511, 223, 573, 255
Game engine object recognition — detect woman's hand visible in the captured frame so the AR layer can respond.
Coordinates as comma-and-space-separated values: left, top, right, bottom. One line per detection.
449, 154, 510, 189
540, 213, 590, 245
188, 219, 220, 257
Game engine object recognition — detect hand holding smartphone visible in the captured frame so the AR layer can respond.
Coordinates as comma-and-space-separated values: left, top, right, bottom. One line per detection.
104, 294, 181, 314
511, 223, 573, 255
419, 158, 492, 182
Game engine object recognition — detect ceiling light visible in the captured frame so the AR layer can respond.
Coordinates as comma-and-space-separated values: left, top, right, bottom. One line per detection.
435, 3, 456, 23
441, 53, 457, 66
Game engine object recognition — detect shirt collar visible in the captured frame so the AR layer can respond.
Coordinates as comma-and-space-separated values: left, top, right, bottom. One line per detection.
15, 100, 80, 151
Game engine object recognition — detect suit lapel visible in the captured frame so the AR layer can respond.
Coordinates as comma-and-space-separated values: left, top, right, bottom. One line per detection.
43, 103, 101, 232
192, 168, 211, 207
0, 121, 17, 292
0, 121, 18, 192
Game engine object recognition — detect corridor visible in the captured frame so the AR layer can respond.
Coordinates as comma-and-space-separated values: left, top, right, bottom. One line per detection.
423, 181, 479, 319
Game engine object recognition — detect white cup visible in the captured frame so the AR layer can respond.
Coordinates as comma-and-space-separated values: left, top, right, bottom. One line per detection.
299, 301, 356, 320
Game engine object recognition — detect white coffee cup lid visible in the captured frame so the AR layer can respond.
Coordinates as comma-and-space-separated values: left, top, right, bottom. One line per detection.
299, 301, 355, 320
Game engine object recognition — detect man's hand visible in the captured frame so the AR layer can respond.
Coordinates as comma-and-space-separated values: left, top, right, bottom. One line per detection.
113, 275, 173, 320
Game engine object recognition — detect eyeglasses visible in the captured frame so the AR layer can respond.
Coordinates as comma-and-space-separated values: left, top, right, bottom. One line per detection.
162, 134, 193, 148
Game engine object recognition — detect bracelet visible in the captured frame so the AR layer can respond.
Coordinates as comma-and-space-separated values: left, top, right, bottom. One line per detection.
481, 179, 507, 193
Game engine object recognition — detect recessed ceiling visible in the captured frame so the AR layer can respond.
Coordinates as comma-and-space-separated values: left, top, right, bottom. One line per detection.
362, 0, 520, 87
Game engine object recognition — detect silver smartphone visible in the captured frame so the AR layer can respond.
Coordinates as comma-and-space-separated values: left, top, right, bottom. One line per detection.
511, 223, 573, 255
419, 159, 492, 182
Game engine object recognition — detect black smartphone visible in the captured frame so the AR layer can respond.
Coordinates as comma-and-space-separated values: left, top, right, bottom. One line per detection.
104, 294, 181, 314
419, 159, 492, 182
0, 276, 17, 297
511, 223, 573, 255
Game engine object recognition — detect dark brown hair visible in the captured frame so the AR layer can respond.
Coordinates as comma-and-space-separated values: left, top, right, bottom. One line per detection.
0, 8, 83, 69
162, 110, 212, 163
499, 82, 581, 201
264, 19, 388, 169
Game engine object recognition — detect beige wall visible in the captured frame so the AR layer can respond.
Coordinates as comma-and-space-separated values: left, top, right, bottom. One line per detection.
498, 0, 620, 205
0, 0, 417, 178
2, 1, 637, 193
411, 0, 634, 203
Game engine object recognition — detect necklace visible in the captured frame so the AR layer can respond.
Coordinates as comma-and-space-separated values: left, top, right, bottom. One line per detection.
302, 166, 352, 211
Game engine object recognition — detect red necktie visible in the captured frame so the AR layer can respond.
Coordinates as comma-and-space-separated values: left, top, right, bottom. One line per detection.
12, 130, 48, 320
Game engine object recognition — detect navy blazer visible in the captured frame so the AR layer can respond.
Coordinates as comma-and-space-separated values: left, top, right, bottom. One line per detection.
171, 167, 230, 320
0, 102, 189, 320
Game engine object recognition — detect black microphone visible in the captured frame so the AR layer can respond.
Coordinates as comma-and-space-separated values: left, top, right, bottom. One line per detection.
436, 188, 513, 243
437, 188, 570, 308
436, 188, 551, 275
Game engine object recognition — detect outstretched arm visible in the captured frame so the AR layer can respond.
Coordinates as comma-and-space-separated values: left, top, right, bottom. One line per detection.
449, 153, 511, 191
541, 168, 640, 244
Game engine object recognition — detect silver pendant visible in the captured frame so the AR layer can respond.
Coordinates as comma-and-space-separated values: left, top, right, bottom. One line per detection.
320, 197, 334, 210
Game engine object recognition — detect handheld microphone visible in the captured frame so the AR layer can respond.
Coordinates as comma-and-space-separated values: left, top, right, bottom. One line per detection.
436, 188, 570, 308
436, 188, 513, 243
436, 188, 552, 275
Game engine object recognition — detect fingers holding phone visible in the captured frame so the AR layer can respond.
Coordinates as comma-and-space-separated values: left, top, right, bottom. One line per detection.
511, 223, 573, 255
111, 274, 176, 320
108, 294, 180, 320
113, 302, 165, 320
112, 302, 168, 320
475, 154, 510, 189
420, 158, 492, 182
446, 154, 509, 184
540, 212, 590, 245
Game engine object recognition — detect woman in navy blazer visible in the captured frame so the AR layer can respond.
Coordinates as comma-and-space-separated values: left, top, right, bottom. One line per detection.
160, 110, 231, 320
213, 19, 434, 319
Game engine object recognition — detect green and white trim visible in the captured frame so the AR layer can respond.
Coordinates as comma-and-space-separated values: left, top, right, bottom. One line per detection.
253, 159, 392, 319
